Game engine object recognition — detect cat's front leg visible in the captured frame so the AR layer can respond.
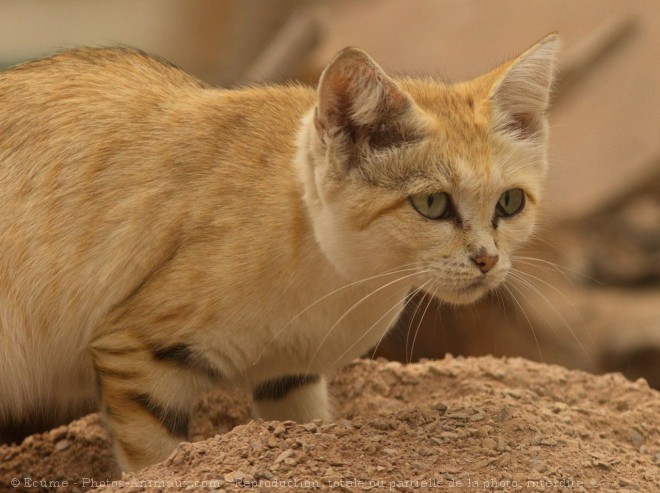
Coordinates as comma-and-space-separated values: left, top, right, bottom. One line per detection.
252, 374, 331, 423
91, 340, 199, 471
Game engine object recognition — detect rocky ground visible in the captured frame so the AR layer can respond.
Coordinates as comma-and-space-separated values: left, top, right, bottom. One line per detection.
2, 356, 659, 492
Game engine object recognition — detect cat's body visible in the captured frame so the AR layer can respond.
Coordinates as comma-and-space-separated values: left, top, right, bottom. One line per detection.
0, 39, 557, 470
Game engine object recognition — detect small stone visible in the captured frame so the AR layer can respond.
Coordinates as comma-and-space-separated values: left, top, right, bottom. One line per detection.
494, 407, 512, 423
274, 450, 295, 464
412, 461, 430, 471
619, 477, 639, 489
551, 402, 568, 413
383, 448, 398, 456
223, 471, 246, 483
478, 425, 494, 437
273, 425, 286, 437
482, 437, 497, 450
469, 413, 485, 422
55, 439, 70, 452
628, 430, 644, 447
302, 422, 318, 433
432, 403, 448, 414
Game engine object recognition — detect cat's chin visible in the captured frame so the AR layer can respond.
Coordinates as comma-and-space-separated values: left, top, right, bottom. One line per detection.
438, 279, 501, 305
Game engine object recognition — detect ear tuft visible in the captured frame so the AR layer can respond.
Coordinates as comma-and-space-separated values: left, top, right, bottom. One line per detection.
316, 47, 413, 147
490, 34, 559, 141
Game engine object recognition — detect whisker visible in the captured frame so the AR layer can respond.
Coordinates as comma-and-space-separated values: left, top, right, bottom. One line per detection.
409, 283, 437, 363
507, 271, 596, 369
502, 282, 543, 362
328, 280, 433, 372
303, 269, 433, 373
405, 285, 430, 364
252, 262, 425, 365
368, 282, 430, 361
513, 254, 603, 285
509, 267, 593, 347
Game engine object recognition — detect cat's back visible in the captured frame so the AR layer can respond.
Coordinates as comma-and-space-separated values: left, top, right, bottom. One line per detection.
0, 47, 206, 97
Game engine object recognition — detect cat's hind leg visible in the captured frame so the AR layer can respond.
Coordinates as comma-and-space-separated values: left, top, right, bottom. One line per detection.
252, 374, 331, 423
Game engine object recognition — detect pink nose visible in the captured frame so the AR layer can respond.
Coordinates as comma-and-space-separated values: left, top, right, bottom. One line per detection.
472, 252, 499, 274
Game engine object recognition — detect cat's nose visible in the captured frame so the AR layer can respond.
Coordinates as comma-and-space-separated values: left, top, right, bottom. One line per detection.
471, 250, 499, 274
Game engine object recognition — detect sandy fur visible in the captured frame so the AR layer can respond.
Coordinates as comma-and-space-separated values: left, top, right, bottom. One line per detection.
0, 36, 558, 469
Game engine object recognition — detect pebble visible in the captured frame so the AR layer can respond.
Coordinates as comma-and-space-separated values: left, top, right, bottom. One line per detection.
481, 438, 497, 450
274, 450, 295, 464
494, 406, 512, 422
619, 477, 639, 489
628, 429, 644, 447
272, 425, 286, 437
302, 422, 318, 433
55, 439, 70, 452
432, 403, 448, 414
223, 470, 246, 483
478, 425, 494, 437
383, 448, 398, 456
412, 461, 430, 471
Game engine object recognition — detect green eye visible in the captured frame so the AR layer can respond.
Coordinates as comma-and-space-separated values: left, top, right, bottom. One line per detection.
410, 192, 451, 219
497, 188, 525, 217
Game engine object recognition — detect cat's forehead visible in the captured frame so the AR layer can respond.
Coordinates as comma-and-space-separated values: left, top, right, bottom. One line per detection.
401, 79, 492, 162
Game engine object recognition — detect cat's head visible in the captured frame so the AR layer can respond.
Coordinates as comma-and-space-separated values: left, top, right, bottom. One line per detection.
297, 35, 558, 304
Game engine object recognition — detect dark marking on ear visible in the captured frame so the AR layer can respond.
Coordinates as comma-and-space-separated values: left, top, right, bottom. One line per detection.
152, 343, 192, 365
130, 393, 189, 438
368, 122, 423, 151
253, 374, 320, 401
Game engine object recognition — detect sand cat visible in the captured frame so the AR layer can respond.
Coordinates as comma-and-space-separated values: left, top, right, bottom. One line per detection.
0, 35, 558, 470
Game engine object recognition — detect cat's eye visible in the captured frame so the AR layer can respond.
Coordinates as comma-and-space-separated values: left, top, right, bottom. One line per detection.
410, 192, 451, 220
496, 188, 526, 217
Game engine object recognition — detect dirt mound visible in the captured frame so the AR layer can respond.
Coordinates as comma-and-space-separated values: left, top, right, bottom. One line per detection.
2, 356, 659, 492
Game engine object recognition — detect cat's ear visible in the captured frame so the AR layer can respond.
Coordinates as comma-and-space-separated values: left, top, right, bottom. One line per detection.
489, 34, 559, 142
315, 47, 414, 150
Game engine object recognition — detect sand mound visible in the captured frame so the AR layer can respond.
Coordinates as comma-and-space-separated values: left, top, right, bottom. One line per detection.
2, 356, 658, 492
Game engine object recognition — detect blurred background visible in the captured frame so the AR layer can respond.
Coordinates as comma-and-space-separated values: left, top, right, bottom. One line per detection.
1, 0, 658, 386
